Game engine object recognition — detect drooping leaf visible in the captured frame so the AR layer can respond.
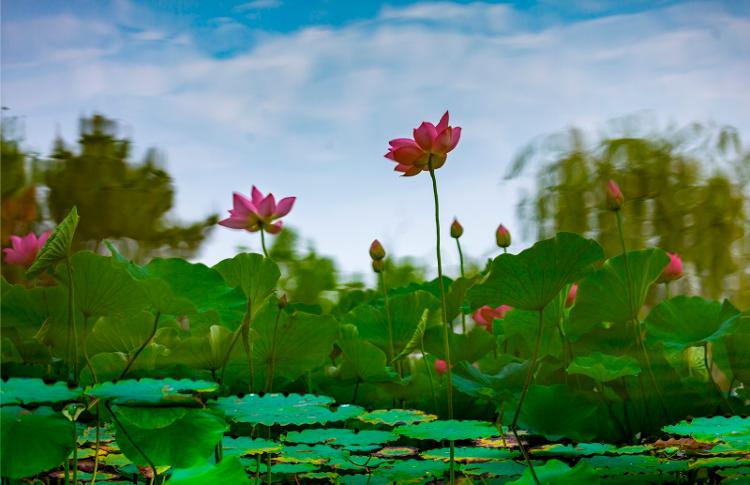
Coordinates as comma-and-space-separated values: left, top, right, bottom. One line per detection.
392, 309, 429, 362
169, 325, 243, 371
85, 312, 156, 357
469, 232, 603, 311
568, 249, 669, 340
337, 325, 394, 383
645, 297, 741, 350
26, 206, 79, 278
566, 352, 641, 383
213, 393, 364, 426
726, 309, 750, 385
168, 456, 250, 485
0, 378, 81, 406
507, 459, 600, 484
214, 253, 281, 318
0, 406, 75, 478
452, 360, 528, 404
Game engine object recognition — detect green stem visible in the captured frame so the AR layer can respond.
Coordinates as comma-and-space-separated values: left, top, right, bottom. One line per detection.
420, 345, 439, 415
455, 238, 467, 334
82, 315, 98, 384
106, 400, 157, 480
119, 312, 161, 380
380, 272, 398, 377
352, 378, 361, 404
265, 306, 285, 392
665, 282, 671, 299
427, 158, 455, 485
705, 344, 735, 414
218, 299, 252, 386
259, 228, 268, 258
65, 257, 79, 385
91, 402, 101, 485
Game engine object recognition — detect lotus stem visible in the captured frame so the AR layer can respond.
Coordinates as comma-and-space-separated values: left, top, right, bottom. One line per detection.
380, 271, 399, 378
106, 400, 157, 480
219, 302, 251, 386
91, 402, 101, 485
455, 238, 467, 334
705, 344, 735, 414
420, 344, 439, 415
119, 312, 161, 380
259, 227, 268, 258
265, 305, 285, 392
427, 158, 455, 483
82, 315, 98, 384
65, 257, 79, 385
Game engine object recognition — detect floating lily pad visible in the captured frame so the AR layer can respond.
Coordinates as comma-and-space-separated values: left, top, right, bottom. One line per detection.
87, 378, 218, 405
662, 416, 750, 445
169, 456, 250, 485
213, 393, 364, 426
375, 447, 419, 458
420, 446, 519, 462
508, 459, 600, 484
532, 443, 617, 457
462, 460, 529, 477
690, 456, 750, 469
374, 458, 449, 482
222, 436, 282, 456
0, 378, 81, 405
395, 420, 500, 441
284, 428, 397, 449
584, 454, 687, 475
358, 408, 437, 426
275, 444, 382, 471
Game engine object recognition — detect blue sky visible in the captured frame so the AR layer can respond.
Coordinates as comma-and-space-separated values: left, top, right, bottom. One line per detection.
2, 0, 749, 280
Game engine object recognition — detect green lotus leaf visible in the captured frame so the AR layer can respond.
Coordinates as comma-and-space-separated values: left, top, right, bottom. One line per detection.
499, 299, 564, 359
568, 249, 669, 340
462, 460, 529, 478
583, 454, 687, 474
358, 408, 438, 426
566, 352, 641, 383
284, 428, 397, 449
110, 407, 227, 468
87, 378, 218, 405
508, 459, 600, 484
85, 311, 156, 357
169, 325, 243, 371
1, 406, 75, 479
168, 455, 250, 484
213, 393, 364, 426
337, 324, 395, 383
222, 436, 282, 457
420, 446, 519, 462
26, 206, 78, 278
0, 378, 81, 405
726, 309, 750, 386
532, 442, 617, 457
374, 458, 449, 482
394, 420, 500, 441
469, 232, 603, 311
662, 416, 750, 445
213, 253, 280, 318
646, 297, 741, 350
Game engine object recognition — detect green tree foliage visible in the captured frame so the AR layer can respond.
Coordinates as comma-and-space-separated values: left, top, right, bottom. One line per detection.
508, 118, 749, 307
43, 114, 217, 260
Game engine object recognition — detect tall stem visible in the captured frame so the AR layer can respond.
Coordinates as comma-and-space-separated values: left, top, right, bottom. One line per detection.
219, 300, 252, 386
119, 312, 161, 380
106, 400, 157, 479
455, 239, 467, 334
91, 402, 101, 485
65, 257, 79, 385
82, 315, 98, 384
427, 158, 455, 484
616, 211, 668, 418
265, 306, 285, 392
259, 228, 268, 257
380, 272, 398, 377
705, 344, 735, 414
420, 344, 439, 414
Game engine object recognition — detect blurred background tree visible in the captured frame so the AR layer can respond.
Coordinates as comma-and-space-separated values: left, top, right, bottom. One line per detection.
508, 115, 749, 307
1, 113, 218, 266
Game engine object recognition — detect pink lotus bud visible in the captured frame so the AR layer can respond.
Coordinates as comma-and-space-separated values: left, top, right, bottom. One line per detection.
605, 180, 624, 211
2, 230, 51, 267
450, 218, 463, 239
434, 359, 449, 375
371, 259, 384, 273
496, 224, 511, 249
369, 239, 386, 261
659, 253, 684, 283
565, 284, 578, 308
472, 304, 512, 333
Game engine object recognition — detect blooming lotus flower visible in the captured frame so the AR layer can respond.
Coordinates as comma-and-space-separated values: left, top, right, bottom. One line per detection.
450, 218, 463, 239
605, 179, 624, 211
659, 253, 684, 283
369, 239, 386, 261
385, 111, 461, 177
218, 186, 295, 234
496, 224, 511, 248
565, 284, 578, 308
434, 359, 449, 375
473, 304, 512, 333
3, 230, 51, 267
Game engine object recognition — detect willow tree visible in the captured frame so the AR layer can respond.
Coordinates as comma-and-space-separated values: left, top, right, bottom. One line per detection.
508, 118, 749, 307
43, 114, 217, 261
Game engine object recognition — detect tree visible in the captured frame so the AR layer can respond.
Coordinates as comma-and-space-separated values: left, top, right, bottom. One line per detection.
508, 116, 749, 307
43, 114, 217, 260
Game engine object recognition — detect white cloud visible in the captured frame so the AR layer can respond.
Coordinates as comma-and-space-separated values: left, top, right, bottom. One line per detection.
234, 0, 282, 12
2, 1, 749, 278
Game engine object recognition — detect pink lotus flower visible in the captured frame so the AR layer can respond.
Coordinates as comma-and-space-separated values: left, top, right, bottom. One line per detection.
473, 304, 513, 333
605, 179, 624, 211
3, 230, 51, 267
565, 284, 578, 308
659, 253, 684, 283
218, 186, 295, 234
496, 224, 511, 248
434, 359, 449, 375
385, 111, 461, 177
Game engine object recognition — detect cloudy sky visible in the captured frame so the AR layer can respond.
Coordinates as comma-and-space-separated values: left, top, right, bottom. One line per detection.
2, 0, 749, 280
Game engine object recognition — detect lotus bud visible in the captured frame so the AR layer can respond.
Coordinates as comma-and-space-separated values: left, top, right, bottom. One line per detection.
659, 253, 684, 283
450, 218, 463, 239
605, 179, 624, 211
496, 224, 511, 248
565, 284, 578, 308
369, 239, 386, 261
434, 359, 448, 375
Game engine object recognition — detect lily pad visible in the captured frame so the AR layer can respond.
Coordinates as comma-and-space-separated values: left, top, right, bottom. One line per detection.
222, 436, 282, 456
87, 378, 218, 405
532, 443, 617, 457
213, 393, 364, 426
420, 446, 519, 462
284, 428, 397, 449
662, 416, 750, 445
358, 408, 438, 426
394, 420, 500, 441
374, 458, 449, 482
0, 378, 81, 405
